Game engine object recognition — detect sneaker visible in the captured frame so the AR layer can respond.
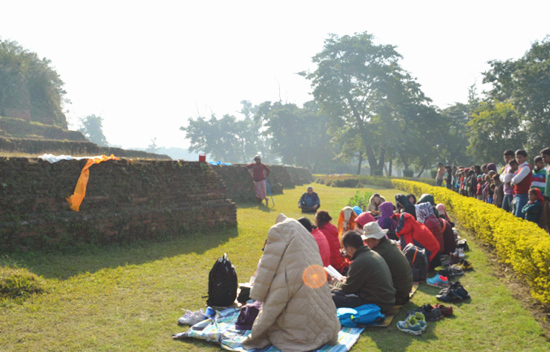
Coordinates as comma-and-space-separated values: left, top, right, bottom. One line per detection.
455, 259, 474, 271
426, 274, 450, 288
457, 248, 465, 259
435, 304, 453, 317
411, 304, 442, 321
413, 312, 427, 331
397, 315, 423, 335
450, 281, 470, 299
437, 281, 470, 301
444, 254, 460, 266
457, 239, 469, 251
438, 266, 464, 278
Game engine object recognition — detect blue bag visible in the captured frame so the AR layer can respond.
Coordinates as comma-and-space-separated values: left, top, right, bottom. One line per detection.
337, 304, 385, 327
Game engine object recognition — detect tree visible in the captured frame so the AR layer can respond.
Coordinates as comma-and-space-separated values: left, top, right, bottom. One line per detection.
254, 101, 333, 172
302, 32, 435, 175
147, 137, 159, 153
181, 111, 270, 164
78, 114, 109, 146
0, 38, 67, 128
467, 100, 526, 163
482, 37, 550, 156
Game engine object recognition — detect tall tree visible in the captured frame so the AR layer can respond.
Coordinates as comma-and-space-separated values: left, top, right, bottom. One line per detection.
467, 100, 526, 163
78, 114, 109, 146
482, 37, 550, 156
302, 32, 434, 175
181, 113, 270, 163
0, 39, 67, 128
254, 101, 333, 172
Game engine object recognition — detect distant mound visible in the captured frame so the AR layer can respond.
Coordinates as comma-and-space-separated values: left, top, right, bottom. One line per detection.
0, 116, 170, 160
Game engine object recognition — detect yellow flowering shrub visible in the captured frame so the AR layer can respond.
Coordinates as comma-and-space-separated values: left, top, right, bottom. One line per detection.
392, 179, 550, 305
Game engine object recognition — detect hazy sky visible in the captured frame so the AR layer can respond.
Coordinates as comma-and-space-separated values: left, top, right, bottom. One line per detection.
1, 1, 549, 150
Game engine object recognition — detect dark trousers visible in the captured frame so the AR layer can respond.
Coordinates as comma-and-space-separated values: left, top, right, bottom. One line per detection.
331, 288, 366, 309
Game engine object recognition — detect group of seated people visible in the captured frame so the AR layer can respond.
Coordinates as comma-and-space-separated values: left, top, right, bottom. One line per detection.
242, 190, 456, 351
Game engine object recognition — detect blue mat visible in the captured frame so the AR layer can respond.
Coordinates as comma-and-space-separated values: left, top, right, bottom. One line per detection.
173, 307, 364, 352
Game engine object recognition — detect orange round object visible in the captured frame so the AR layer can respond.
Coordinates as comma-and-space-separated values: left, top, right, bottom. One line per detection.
302, 264, 327, 289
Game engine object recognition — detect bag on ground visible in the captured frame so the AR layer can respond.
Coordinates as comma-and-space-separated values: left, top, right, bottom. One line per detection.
402, 243, 429, 282
337, 304, 385, 327
206, 253, 238, 307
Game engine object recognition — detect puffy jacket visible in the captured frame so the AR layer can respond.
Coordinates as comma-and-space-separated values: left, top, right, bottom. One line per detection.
396, 213, 440, 265
317, 222, 345, 273
243, 214, 340, 351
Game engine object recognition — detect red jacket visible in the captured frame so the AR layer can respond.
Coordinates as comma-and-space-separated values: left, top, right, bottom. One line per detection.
311, 229, 331, 267
396, 213, 440, 265
317, 223, 344, 273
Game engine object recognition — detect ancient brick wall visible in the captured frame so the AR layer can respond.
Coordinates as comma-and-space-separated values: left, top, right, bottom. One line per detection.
287, 167, 314, 186
0, 158, 236, 251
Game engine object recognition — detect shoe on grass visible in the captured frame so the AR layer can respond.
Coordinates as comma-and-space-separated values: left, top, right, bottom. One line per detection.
456, 259, 474, 271
438, 265, 464, 278
413, 312, 427, 331
397, 314, 423, 335
419, 304, 443, 321
426, 274, 450, 288
435, 304, 453, 317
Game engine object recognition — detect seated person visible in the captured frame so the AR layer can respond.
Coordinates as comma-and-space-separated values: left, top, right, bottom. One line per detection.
330, 231, 396, 313
395, 213, 441, 269
243, 214, 340, 351
337, 206, 357, 239
395, 194, 417, 219
377, 201, 397, 232
298, 186, 320, 213
355, 211, 376, 231
367, 193, 386, 217
362, 222, 413, 305
316, 210, 346, 274
298, 217, 331, 267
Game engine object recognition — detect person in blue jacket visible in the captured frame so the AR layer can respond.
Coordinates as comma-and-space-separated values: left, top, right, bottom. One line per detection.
298, 186, 320, 213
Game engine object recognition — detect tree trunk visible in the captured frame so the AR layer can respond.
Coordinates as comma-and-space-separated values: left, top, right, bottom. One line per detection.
388, 158, 393, 177
357, 152, 363, 175
416, 166, 425, 178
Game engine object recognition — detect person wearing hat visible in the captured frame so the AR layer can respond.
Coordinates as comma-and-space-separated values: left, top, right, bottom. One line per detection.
245, 155, 271, 206
362, 222, 413, 305
330, 230, 395, 313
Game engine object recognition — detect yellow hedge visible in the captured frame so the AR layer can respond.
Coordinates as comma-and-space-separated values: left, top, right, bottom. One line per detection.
392, 179, 550, 305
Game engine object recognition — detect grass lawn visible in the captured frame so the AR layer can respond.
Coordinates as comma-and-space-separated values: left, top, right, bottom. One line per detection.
1, 183, 549, 351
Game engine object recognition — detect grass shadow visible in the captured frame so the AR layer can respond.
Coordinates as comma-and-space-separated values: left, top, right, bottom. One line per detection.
1, 226, 239, 281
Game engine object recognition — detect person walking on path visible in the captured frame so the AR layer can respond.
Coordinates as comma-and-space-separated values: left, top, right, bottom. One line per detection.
245, 155, 270, 206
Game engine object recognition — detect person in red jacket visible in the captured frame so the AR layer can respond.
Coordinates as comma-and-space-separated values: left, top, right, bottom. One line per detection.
298, 217, 331, 267
395, 213, 441, 269
315, 210, 345, 274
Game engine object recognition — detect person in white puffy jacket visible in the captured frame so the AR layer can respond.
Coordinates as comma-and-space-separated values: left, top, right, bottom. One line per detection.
242, 214, 340, 352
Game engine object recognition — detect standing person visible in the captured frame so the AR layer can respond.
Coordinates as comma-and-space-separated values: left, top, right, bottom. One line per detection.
436, 162, 445, 187
521, 188, 544, 226
511, 149, 532, 218
500, 150, 516, 211
445, 165, 453, 190
245, 155, 270, 206
492, 173, 504, 208
532, 156, 546, 194
540, 148, 550, 233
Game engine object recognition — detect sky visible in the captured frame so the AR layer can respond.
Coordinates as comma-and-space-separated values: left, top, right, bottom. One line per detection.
1, 0, 549, 150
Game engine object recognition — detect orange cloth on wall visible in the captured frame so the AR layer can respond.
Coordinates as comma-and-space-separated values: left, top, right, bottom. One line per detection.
66, 155, 119, 211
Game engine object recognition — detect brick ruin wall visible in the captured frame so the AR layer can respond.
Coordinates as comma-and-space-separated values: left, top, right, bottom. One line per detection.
0, 158, 236, 251
0, 158, 314, 251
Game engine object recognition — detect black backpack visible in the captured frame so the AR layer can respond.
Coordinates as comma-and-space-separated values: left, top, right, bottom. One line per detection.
402, 243, 429, 282
206, 253, 238, 307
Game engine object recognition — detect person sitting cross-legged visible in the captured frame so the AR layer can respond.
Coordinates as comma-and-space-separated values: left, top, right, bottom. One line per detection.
362, 222, 413, 305
298, 186, 320, 213
330, 230, 396, 313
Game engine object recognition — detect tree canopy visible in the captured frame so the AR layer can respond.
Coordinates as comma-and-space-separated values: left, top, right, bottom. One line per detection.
0, 38, 67, 128
78, 114, 109, 146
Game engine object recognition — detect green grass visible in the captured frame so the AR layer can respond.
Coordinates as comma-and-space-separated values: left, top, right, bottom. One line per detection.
0, 183, 548, 351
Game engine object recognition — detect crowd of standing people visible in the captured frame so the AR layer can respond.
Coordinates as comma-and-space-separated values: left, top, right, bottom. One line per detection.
435, 148, 550, 233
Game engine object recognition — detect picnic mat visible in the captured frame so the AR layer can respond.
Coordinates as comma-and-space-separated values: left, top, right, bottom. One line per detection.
172, 307, 364, 352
